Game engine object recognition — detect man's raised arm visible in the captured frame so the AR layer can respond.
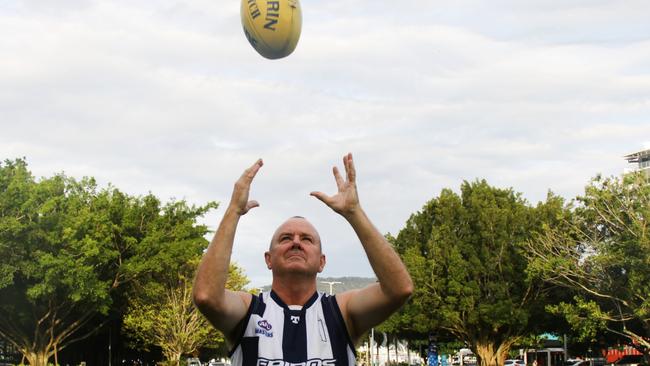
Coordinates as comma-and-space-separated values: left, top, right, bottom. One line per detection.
193, 159, 263, 343
310, 153, 413, 344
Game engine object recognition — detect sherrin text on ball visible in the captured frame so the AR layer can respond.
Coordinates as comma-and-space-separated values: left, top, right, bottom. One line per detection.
241, 0, 302, 59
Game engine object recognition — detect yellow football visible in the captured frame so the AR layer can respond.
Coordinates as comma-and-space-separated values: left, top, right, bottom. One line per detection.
240, 0, 302, 59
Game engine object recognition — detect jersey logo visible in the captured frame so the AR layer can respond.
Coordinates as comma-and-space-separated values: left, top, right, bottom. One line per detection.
290, 315, 300, 324
256, 320, 274, 337
258, 320, 272, 331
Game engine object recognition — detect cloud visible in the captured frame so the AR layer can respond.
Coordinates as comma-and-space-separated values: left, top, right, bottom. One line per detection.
2, 0, 649, 286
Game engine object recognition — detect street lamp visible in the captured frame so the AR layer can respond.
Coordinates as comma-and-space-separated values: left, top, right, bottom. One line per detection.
321, 281, 342, 295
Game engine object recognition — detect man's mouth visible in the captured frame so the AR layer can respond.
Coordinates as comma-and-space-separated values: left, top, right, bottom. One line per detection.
287, 252, 304, 260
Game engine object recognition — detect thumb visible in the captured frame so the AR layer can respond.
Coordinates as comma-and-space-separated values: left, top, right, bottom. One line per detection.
310, 191, 331, 205
241, 200, 259, 215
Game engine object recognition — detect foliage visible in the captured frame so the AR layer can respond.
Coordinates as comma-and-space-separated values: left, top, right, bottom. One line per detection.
389, 180, 569, 366
0, 158, 217, 366
123, 259, 249, 364
527, 172, 650, 357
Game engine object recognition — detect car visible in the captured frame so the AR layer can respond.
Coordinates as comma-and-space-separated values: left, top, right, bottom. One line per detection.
565, 359, 590, 366
505, 360, 525, 366
207, 360, 230, 366
613, 355, 646, 366
186, 358, 202, 366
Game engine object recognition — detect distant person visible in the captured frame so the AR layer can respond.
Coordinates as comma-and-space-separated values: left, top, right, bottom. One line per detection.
194, 153, 413, 365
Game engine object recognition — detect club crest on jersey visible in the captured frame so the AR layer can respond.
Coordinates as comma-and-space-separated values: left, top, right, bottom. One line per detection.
290, 315, 300, 324
256, 320, 273, 337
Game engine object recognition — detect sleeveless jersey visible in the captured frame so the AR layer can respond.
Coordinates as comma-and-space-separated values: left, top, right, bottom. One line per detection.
229, 291, 357, 366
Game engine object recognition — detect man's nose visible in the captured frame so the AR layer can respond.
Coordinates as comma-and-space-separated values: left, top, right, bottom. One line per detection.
291, 235, 302, 248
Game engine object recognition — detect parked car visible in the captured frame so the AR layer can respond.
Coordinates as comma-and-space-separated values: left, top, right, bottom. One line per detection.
208, 359, 230, 366
613, 355, 645, 366
186, 358, 202, 366
565, 359, 590, 366
505, 359, 525, 366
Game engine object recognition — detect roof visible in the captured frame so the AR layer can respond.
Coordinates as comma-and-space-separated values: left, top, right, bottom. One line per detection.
623, 148, 650, 163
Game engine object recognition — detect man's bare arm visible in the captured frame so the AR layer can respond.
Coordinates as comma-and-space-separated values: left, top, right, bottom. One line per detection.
311, 153, 413, 344
193, 159, 263, 343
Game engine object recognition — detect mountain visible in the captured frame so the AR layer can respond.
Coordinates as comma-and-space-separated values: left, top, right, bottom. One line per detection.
259, 276, 376, 294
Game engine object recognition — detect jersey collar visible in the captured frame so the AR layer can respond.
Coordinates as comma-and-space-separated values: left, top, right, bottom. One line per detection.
270, 290, 319, 310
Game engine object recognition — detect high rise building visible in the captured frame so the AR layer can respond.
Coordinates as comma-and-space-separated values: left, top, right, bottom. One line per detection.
623, 147, 650, 178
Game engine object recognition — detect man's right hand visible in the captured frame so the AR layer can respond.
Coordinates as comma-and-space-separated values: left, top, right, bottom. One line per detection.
229, 158, 263, 215
194, 158, 263, 344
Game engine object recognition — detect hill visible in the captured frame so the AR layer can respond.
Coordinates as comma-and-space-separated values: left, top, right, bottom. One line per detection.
260, 276, 376, 294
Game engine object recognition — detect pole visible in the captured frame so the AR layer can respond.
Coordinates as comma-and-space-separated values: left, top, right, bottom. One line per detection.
370, 328, 375, 366
321, 281, 342, 295
108, 326, 112, 366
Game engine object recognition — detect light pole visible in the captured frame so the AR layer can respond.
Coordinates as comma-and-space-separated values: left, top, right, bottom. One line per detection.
321, 281, 342, 295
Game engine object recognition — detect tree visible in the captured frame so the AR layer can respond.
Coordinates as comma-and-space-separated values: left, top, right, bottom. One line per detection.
0, 159, 217, 366
123, 260, 249, 365
527, 172, 649, 362
391, 180, 568, 366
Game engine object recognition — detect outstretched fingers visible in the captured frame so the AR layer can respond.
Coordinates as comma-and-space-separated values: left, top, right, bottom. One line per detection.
333, 166, 344, 190
344, 153, 356, 183
242, 158, 263, 182
232, 158, 263, 215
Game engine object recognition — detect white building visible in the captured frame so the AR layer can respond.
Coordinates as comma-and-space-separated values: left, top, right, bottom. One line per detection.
358, 333, 423, 366
623, 148, 650, 178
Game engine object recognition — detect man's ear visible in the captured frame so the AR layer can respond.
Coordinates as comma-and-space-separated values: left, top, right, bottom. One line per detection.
318, 254, 326, 273
264, 251, 272, 269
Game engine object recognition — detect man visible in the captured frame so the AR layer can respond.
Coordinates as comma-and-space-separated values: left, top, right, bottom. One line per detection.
193, 153, 413, 365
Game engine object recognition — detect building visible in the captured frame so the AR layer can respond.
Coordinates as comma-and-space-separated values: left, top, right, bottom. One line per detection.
0, 339, 20, 364
623, 148, 650, 178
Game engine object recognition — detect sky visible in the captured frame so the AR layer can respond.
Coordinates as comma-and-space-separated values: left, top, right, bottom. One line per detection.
1, 0, 649, 287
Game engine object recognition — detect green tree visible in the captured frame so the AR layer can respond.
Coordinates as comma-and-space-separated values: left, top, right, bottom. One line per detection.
391, 180, 568, 366
123, 260, 249, 365
527, 172, 649, 361
0, 159, 217, 366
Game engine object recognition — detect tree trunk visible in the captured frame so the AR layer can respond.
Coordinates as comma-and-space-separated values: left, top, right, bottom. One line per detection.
475, 342, 498, 366
170, 352, 182, 366
24, 351, 51, 366
475, 339, 514, 366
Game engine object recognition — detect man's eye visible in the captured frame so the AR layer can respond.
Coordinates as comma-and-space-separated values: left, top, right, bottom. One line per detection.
302, 237, 313, 243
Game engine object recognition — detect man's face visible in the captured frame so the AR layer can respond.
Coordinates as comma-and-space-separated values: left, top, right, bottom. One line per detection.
264, 217, 326, 276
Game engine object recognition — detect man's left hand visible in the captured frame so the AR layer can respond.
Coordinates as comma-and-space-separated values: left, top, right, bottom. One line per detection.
310, 153, 361, 218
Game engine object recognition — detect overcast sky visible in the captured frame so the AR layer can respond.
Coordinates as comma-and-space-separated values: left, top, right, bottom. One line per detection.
2, 0, 649, 287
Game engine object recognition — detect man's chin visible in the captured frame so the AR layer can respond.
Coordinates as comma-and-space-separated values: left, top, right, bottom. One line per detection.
278, 264, 318, 276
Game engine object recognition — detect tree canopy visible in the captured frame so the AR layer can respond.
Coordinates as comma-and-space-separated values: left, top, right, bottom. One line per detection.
0, 159, 217, 366
527, 172, 649, 361
123, 259, 249, 365
389, 180, 569, 366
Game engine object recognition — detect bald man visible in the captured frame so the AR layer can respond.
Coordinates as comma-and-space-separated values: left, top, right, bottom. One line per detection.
193, 153, 413, 365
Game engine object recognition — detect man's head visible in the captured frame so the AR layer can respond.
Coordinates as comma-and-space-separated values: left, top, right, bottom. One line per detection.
264, 216, 326, 276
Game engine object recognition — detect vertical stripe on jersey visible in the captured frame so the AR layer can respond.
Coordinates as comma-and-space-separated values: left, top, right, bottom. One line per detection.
282, 308, 307, 362
240, 337, 259, 366
252, 292, 267, 316
272, 291, 319, 362
321, 295, 349, 365
229, 293, 266, 359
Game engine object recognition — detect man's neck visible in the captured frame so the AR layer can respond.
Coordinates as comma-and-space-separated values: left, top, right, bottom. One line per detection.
271, 275, 318, 306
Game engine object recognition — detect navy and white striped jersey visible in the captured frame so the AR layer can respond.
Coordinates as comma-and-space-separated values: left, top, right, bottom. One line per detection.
229, 291, 357, 366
